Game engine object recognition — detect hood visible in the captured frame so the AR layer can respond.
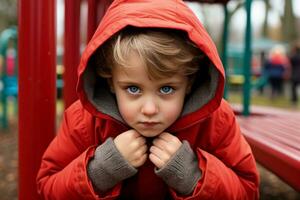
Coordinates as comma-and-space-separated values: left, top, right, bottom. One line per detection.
77, 0, 225, 131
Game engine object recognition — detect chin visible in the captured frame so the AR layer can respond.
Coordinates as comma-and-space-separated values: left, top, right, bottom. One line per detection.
138, 130, 162, 137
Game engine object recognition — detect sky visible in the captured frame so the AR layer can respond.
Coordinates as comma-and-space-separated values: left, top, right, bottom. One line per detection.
187, 0, 300, 42
56, 0, 300, 46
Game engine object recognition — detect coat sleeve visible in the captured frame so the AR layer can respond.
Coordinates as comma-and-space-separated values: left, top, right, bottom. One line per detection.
170, 101, 260, 200
36, 102, 122, 200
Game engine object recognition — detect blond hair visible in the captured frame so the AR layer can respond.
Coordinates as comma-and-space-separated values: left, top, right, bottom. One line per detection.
95, 27, 203, 81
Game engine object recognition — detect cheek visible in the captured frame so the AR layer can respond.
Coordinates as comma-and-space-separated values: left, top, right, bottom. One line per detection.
117, 97, 137, 122
161, 98, 185, 122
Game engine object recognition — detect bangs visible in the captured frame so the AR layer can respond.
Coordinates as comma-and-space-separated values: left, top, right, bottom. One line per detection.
95, 27, 203, 81
113, 28, 201, 80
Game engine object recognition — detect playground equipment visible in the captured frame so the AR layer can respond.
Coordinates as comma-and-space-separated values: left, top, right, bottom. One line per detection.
222, 3, 300, 192
0, 26, 18, 129
234, 105, 300, 191
18, 1, 56, 199
226, 39, 289, 91
226, 48, 268, 90
19, 0, 300, 199
222, 0, 253, 115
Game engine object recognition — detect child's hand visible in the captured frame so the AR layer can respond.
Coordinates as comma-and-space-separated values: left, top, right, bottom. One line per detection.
114, 130, 147, 168
149, 132, 182, 169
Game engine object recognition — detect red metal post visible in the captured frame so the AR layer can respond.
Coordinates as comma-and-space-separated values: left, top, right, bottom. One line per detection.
97, 0, 113, 24
87, 0, 97, 42
63, 0, 81, 108
18, 0, 56, 199
87, 0, 113, 42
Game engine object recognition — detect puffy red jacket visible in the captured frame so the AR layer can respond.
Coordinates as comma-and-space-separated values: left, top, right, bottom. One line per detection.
37, 0, 259, 199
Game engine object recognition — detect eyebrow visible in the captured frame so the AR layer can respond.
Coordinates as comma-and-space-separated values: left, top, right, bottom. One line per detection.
116, 81, 140, 85
116, 80, 184, 86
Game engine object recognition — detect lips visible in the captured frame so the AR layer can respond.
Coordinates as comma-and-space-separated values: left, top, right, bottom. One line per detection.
139, 121, 160, 127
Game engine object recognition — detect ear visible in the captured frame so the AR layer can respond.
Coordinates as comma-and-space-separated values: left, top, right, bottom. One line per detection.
107, 78, 115, 93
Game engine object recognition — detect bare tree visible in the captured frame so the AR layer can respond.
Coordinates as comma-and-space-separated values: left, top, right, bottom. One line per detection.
262, 0, 270, 38
0, 0, 17, 32
281, 0, 297, 42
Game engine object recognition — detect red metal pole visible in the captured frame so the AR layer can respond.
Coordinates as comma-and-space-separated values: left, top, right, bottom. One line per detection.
97, 0, 113, 24
87, 0, 112, 43
18, 0, 56, 199
63, 0, 81, 108
87, 0, 97, 42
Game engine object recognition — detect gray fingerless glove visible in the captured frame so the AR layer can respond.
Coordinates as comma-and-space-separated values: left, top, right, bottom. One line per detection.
155, 140, 201, 195
87, 138, 137, 192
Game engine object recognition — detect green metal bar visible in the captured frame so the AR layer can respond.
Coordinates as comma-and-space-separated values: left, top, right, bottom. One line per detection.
243, 0, 252, 116
221, 3, 229, 99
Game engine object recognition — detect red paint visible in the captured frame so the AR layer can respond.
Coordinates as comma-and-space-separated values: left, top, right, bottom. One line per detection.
87, 0, 113, 42
18, 0, 56, 199
87, 0, 97, 42
63, 0, 81, 108
237, 106, 300, 191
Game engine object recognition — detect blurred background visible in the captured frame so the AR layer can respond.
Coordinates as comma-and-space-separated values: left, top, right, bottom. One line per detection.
0, 0, 300, 199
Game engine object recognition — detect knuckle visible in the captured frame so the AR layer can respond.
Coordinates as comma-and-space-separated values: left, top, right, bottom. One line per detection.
135, 155, 146, 166
155, 139, 162, 146
131, 139, 141, 149
154, 139, 163, 149
139, 137, 146, 145
135, 150, 144, 158
165, 145, 174, 154
170, 137, 178, 144
161, 153, 169, 163
149, 146, 154, 153
128, 130, 137, 137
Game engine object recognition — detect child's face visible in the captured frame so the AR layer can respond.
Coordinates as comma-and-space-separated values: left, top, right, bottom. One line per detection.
110, 52, 190, 137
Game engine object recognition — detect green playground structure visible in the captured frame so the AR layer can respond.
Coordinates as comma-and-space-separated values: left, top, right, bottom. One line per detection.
221, 0, 253, 115
221, 0, 287, 115
0, 26, 18, 129
226, 49, 268, 90
225, 39, 288, 90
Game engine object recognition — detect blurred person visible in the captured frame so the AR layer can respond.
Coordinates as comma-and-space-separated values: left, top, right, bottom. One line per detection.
289, 43, 300, 105
264, 45, 289, 98
5, 47, 16, 76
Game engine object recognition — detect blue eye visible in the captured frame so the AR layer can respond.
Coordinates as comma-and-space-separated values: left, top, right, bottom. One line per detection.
127, 86, 140, 94
160, 86, 173, 94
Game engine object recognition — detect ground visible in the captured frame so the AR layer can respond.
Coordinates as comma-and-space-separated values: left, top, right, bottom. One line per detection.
1, 119, 300, 199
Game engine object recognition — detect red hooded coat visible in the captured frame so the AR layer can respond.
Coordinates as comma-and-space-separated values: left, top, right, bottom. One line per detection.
37, 0, 259, 199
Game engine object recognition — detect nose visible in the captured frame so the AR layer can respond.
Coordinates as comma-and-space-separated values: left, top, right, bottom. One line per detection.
141, 98, 158, 116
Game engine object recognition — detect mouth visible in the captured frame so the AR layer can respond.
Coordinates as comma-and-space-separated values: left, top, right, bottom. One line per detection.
139, 121, 160, 127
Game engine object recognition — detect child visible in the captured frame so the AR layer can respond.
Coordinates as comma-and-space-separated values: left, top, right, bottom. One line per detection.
37, 0, 259, 199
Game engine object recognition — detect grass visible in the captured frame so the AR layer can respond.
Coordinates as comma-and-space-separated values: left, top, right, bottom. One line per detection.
227, 89, 300, 111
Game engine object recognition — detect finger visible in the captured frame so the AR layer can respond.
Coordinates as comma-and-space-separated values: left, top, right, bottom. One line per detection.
149, 153, 165, 169
159, 132, 181, 146
153, 137, 180, 155
152, 138, 168, 150
127, 129, 141, 139
149, 146, 170, 163
158, 132, 176, 142
134, 144, 148, 158
130, 137, 146, 150
131, 153, 147, 168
